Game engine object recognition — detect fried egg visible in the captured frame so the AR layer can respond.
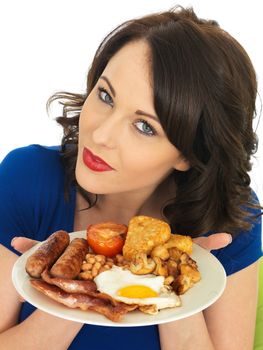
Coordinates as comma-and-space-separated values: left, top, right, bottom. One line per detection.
94, 266, 181, 310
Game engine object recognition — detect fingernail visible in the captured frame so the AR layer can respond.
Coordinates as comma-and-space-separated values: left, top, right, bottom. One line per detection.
11, 237, 18, 246
228, 234, 232, 244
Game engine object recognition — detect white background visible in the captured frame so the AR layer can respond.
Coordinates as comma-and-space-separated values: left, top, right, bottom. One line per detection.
0, 0, 262, 206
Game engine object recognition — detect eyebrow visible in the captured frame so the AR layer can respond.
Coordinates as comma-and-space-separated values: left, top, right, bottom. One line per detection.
100, 75, 160, 123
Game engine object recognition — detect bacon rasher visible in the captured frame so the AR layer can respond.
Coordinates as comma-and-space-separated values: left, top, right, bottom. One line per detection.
30, 279, 137, 322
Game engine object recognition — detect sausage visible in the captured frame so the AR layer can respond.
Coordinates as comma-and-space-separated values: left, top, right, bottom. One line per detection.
25, 230, 70, 278
50, 238, 88, 279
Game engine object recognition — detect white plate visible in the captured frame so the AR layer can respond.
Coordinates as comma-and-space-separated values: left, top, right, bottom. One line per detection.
12, 231, 226, 327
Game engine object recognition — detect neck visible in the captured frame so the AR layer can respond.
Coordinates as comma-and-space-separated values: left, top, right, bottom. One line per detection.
75, 176, 176, 228
98, 191, 153, 221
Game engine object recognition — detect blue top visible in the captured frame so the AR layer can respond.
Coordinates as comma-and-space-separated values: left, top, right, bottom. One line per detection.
0, 145, 262, 350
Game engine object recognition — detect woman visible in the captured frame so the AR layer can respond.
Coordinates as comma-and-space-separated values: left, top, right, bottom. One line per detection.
0, 6, 262, 350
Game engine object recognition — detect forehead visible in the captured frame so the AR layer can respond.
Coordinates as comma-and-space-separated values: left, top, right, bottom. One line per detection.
102, 40, 153, 93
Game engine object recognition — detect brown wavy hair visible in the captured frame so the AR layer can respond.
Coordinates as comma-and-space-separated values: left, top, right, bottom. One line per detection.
47, 6, 262, 236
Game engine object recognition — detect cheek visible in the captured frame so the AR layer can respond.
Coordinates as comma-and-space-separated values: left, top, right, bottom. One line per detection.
79, 106, 93, 136
119, 142, 177, 177
79, 94, 101, 134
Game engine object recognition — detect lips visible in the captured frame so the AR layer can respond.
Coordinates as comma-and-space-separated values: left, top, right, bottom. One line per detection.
82, 147, 114, 172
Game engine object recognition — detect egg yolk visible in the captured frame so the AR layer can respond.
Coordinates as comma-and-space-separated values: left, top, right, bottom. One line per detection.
117, 285, 158, 298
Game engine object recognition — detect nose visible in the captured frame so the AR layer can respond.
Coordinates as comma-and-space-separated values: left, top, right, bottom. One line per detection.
92, 112, 122, 149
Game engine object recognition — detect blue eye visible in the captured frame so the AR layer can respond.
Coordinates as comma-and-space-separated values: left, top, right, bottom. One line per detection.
98, 87, 113, 105
133, 119, 157, 137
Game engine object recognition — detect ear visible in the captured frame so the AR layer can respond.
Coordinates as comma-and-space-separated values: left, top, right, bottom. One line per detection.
173, 156, 191, 172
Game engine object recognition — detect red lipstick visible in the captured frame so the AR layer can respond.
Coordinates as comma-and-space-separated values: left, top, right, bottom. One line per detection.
82, 147, 114, 172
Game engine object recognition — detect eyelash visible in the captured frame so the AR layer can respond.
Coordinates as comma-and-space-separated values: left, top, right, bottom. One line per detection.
98, 87, 113, 105
97, 86, 157, 137
133, 119, 157, 137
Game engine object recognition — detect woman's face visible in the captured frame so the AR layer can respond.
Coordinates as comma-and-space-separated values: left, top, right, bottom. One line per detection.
76, 40, 189, 196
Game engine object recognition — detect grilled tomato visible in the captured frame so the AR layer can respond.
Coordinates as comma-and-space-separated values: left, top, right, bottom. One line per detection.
87, 222, 127, 257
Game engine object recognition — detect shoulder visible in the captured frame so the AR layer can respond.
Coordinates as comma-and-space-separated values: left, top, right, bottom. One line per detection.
1, 144, 62, 171
0, 144, 64, 185
0, 145, 74, 246
1, 145, 64, 211
0, 144, 66, 210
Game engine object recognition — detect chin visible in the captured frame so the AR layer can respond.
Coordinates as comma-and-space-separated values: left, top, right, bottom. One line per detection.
75, 166, 114, 195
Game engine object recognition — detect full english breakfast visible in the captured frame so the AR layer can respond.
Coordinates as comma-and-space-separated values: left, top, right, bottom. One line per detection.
25, 216, 201, 322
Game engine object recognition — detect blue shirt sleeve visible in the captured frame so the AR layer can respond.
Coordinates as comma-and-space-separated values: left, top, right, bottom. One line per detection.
0, 145, 75, 253
212, 198, 262, 276
0, 146, 38, 253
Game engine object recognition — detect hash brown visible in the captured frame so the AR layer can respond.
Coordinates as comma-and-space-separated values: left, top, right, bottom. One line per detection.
123, 216, 171, 260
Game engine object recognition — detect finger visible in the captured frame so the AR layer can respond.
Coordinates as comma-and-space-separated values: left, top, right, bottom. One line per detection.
194, 233, 232, 251
18, 294, 25, 303
11, 237, 38, 253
